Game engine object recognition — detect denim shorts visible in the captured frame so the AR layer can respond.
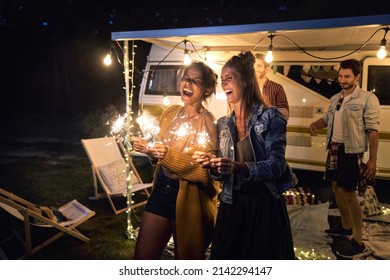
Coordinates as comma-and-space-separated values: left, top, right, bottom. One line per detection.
144, 168, 179, 221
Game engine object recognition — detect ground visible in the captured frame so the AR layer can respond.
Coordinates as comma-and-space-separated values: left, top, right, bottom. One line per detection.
0, 113, 389, 260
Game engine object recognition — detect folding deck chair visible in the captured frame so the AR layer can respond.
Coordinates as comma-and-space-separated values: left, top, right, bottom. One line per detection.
0, 188, 95, 259
81, 136, 153, 215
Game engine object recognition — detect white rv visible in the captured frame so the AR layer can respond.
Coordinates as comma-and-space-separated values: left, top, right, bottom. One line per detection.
111, 14, 390, 179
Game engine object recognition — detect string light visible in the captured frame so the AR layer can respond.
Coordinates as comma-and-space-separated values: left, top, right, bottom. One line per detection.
265, 34, 274, 63
183, 39, 192, 65
163, 93, 170, 106
294, 247, 331, 260
103, 43, 114, 66
103, 42, 124, 66
124, 41, 137, 240
104, 53, 112, 65
252, 26, 390, 61
377, 27, 389, 60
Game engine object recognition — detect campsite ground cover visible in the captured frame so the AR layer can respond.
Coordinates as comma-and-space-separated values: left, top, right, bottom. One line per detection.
1, 113, 389, 260
0, 113, 150, 260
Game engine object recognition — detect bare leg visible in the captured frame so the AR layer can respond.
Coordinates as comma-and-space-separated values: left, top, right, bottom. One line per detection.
332, 182, 351, 230
341, 188, 363, 245
133, 211, 172, 259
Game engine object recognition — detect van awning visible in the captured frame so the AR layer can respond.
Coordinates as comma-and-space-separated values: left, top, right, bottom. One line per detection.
111, 14, 390, 52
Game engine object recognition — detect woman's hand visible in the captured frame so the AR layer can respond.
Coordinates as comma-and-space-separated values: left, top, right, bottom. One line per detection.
210, 157, 235, 175
146, 142, 167, 159
131, 137, 149, 154
132, 137, 166, 159
192, 151, 215, 168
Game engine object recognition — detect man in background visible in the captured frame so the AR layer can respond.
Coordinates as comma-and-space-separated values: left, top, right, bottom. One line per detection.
255, 53, 289, 119
309, 59, 380, 259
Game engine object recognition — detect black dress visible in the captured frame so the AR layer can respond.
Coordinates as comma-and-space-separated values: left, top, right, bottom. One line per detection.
210, 136, 295, 260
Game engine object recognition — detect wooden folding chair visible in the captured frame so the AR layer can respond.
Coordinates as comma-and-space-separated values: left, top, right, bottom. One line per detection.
81, 136, 153, 215
0, 188, 95, 259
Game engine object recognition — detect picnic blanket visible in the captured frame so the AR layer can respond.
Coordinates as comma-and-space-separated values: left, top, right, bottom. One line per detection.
287, 203, 336, 260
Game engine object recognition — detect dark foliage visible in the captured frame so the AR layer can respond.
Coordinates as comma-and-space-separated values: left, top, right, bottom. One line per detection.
1, 1, 389, 115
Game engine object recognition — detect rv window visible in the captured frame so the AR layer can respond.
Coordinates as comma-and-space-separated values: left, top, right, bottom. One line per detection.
145, 65, 183, 96
367, 65, 390, 105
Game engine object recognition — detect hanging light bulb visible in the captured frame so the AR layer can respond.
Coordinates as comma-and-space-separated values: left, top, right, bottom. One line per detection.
104, 52, 112, 65
265, 49, 273, 64
377, 38, 387, 60
377, 27, 389, 60
184, 50, 191, 65
183, 40, 192, 65
265, 34, 275, 63
136, 111, 144, 127
163, 94, 170, 106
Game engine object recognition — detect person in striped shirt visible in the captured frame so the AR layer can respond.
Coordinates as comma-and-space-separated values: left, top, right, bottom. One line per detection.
255, 53, 289, 119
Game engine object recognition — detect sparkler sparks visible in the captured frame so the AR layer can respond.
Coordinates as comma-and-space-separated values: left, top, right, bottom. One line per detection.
175, 122, 191, 138
109, 113, 127, 136
168, 121, 211, 152
196, 130, 210, 149
105, 112, 133, 148
108, 113, 211, 154
137, 114, 160, 144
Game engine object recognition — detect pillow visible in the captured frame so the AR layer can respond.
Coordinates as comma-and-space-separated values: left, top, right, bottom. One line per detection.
28, 205, 70, 224
98, 159, 141, 194
284, 186, 320, 206
357, 185, 383, 217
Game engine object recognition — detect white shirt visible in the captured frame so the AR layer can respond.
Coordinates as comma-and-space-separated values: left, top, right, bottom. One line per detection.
331, 94, 352, 143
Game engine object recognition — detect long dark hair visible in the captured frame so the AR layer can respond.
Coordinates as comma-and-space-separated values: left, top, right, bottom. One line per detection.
223, 51, 265, 114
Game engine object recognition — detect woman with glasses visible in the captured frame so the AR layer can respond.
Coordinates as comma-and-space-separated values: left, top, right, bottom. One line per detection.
132, 62, 219, 259
193, 51, 297, 259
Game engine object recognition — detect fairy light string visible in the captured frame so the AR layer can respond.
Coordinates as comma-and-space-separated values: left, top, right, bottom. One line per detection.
124, 40, 137, 240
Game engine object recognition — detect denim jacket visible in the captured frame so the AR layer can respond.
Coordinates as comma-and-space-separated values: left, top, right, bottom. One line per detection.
211, 103, 298, 204
323, 86, 380, 153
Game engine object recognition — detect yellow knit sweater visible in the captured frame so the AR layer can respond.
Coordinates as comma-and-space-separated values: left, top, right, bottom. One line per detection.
157, 105, 220, 259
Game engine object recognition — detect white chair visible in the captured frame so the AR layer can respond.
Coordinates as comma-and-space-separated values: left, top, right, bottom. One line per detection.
81, 136, 152, 215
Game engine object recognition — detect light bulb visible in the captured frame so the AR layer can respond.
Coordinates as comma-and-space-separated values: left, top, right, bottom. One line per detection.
104, 54, 112, 65
377, 46, 387, 60
377, 38, 387, 60
136, 114, 144, 126
265, 50, 273, 63
265, 34, 274, 63
163, 95, 170, 106
183, 52, 191, 65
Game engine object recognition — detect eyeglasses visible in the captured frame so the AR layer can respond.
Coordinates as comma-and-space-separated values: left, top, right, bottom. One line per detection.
180, 76, 203, 86
336, 96, 344, 111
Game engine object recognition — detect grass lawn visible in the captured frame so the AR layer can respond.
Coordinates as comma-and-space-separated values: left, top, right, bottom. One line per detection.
0, 113, 158, 260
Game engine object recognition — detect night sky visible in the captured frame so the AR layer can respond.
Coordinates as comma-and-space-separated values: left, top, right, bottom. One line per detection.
1, 0, 389, 115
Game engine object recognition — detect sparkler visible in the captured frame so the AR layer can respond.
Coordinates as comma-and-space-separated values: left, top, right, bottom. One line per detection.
106, 113, 131, 148
110, 113, 127, 135
109, 112, 212, 157
168, 121, 211, 152
196, 129, 211, 150
142, 124, 160, 144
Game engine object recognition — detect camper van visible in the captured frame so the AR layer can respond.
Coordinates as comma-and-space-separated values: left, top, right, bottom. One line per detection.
112, 14, 390, 179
